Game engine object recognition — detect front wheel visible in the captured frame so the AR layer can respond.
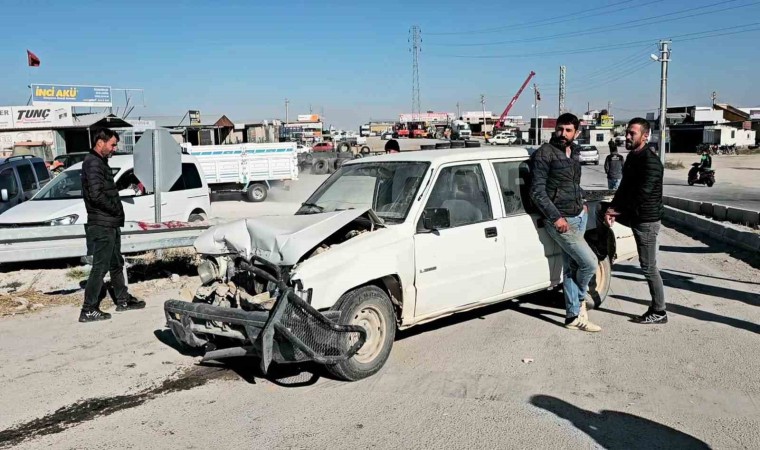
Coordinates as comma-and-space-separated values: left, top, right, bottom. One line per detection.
706, 179, 714, 187
326, 286, 396, 381
688, 179, 695, 186
585, 256, 611, 309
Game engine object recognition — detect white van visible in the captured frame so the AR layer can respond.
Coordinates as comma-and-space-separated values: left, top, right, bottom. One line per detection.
0, 154, 210, 226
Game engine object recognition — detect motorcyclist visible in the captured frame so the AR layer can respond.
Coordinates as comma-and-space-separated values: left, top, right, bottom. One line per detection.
699, 149, 712, 171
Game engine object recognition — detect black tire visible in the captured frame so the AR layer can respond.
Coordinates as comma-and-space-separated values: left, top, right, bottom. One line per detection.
465, 140, 481, 148
450, 140, 466, 148
353, 153, 364, 159
246, 183, 267, 202
338, 151, 354, 159
335, 158, 350, 169
360, 146, 371, 154
312, 158, 329, 175
188, 213, 206, 223
327, 158, 338, 174
688, 179, 695, 186
337, 142, 351, 152
594, 161, 600, 165
305, 153, 314, 163
326, 286, 396, 381
420, 144, 436, 150
585, 257, 612, 309
706, 179, 714, 187
435, 142, 451, 149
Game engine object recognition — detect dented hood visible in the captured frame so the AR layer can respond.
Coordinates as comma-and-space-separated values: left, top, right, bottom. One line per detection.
194, 209, 373, 265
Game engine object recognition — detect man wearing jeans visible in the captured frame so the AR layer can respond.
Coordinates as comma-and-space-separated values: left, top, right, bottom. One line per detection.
605, 118, 667, 324
79, 128, 145, 322
529, 113, 601, 332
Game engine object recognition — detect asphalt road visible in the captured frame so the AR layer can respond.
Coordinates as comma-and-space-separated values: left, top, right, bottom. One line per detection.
582, 146, 760, 211
2, 153, 759, 448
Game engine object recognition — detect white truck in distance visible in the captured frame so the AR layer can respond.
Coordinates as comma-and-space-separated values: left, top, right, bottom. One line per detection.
164, 147, 637, 381
450, 119, 472, 140
182, 142, 298, 202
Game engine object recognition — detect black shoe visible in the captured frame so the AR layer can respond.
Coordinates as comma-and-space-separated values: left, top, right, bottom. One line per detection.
79, 309, 112, 322
115, 296, 146, 312
633, 310, 668, 324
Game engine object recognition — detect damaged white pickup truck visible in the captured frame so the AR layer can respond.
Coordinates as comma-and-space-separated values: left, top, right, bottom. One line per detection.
164, 148, 637, 381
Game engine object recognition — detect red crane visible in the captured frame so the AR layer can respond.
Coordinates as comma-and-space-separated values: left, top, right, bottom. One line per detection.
494, 71, 536, 131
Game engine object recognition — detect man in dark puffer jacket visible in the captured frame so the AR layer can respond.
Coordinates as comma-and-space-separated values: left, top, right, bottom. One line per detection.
605, 118, 666, 324
530, 113, 601, 333
79, 128, 145, 322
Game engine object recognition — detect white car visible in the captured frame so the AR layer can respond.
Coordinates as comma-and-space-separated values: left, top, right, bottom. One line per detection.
579, 145, 600, 165
296, 144, 312, 154
164, 147, 637, 381
0, 154, 211, 226
489, 133, 517, 145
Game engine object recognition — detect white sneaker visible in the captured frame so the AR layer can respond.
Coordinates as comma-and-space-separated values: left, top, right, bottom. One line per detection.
579, 301, 589, 322
565, 316, 602, 332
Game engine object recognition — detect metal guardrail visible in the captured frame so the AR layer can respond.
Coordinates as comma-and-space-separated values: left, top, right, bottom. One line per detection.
0, 222, 210, 264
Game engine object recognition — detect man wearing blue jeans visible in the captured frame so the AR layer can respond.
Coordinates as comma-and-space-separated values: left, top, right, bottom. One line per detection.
605, 118, 666, 324
529, 113, 601, 332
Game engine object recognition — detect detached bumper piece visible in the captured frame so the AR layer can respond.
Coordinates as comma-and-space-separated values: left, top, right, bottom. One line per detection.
164, 256, 366, 374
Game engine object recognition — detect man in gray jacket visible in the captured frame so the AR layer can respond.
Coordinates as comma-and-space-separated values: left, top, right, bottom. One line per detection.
529, 113, 601, 332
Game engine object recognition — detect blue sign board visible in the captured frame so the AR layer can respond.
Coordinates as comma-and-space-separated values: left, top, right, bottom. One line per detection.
31, 84, 112, 107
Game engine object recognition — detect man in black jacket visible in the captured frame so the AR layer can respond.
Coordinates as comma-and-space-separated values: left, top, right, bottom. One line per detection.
604, 147, 625, 189
80, 128, 145, 322
530, 113, 601, 332
605, 118, 666, 324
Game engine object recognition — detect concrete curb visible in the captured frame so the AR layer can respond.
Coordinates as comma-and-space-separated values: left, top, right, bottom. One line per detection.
662, 195, 759, 228
663, 205, 760, 252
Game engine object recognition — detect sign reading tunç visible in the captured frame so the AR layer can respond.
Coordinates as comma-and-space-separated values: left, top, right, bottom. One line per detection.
4, 106, 74, 129
31, 84, 112, 107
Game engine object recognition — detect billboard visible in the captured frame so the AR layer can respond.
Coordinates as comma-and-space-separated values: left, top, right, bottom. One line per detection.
297, 114, 320, 122
750, 109, 760, 120
600, 115, 614, 128
0, 106, 74, 129
31, 84, 112, 107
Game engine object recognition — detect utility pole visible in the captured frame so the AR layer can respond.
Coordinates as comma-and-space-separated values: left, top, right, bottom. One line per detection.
285, 98, 290, 124
409, 26, 422, 120
558, 65, 566, 116
657, 40, 671, 164
533, 84, 539, 146
607, 101, 611, 114
711, 91, 717, 108
480, 94, 487, 137
456, 101, 460, 119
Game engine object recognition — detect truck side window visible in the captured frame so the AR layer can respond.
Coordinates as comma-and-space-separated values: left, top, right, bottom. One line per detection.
492, 161, 526, 215
16, 163, 37, 191
33, 161, 50, 183
0, 168, 19, 197
425, 164, 492, 228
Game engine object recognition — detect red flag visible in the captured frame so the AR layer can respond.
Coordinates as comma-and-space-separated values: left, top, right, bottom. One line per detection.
27, 50, 40, 67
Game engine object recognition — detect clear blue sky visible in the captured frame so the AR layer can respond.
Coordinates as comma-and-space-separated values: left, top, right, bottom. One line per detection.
2, 0, 759, 129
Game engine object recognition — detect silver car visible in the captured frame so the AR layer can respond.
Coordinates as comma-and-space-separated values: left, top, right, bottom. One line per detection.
579, 145, 600, 165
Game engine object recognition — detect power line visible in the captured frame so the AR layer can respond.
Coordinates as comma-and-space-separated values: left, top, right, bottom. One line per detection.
429, 22, 760, 59
429, 0, 758, 47
426, 0, 644, 35
567, 61, 654, 94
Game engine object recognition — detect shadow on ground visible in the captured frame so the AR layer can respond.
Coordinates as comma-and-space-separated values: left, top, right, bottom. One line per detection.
530, 394, 710, 449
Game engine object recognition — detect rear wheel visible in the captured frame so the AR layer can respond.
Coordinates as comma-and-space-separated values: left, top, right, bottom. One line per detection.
326, 286, 396, 381
246, 183, 267, 202
188, 213, 206, 223
585, 257, 611, 309
312, 158, 329, 175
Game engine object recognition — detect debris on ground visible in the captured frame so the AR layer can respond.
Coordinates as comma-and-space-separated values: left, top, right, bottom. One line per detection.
522, 358, 535, 364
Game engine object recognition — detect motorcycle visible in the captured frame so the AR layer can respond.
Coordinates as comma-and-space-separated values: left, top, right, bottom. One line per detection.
688, 162, 715, 187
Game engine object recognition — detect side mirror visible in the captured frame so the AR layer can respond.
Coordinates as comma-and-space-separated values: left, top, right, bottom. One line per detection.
422, 207, 450, 231
1, 189, 8, 202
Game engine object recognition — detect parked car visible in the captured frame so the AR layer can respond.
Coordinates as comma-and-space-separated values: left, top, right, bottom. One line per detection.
579, 144, 600, 165
164, 147, 638, 381
614, 136, 625, 147
0, 154, 210, 226
296, 144, 312, 154
0, 155, 52, 215
313, 142, 334, 152
381, 132, 393, 140
488, 133, 517, 145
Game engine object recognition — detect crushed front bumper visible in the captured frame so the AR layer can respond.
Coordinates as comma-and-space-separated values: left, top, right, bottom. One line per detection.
164, 257, 366, 374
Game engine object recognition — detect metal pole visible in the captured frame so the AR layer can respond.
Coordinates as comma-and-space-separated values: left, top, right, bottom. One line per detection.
153, 130, 161, 224
534, 84, 539, 145
285, 99, 289, 124
658, 40, 670, 164
481, 95, 486, 137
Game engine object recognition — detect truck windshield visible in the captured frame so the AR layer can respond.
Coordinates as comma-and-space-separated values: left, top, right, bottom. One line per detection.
297, 162, 429, 222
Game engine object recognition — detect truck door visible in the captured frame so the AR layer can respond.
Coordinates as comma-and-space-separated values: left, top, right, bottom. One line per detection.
490, 160, 561, 294
413, 162, 506, 318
